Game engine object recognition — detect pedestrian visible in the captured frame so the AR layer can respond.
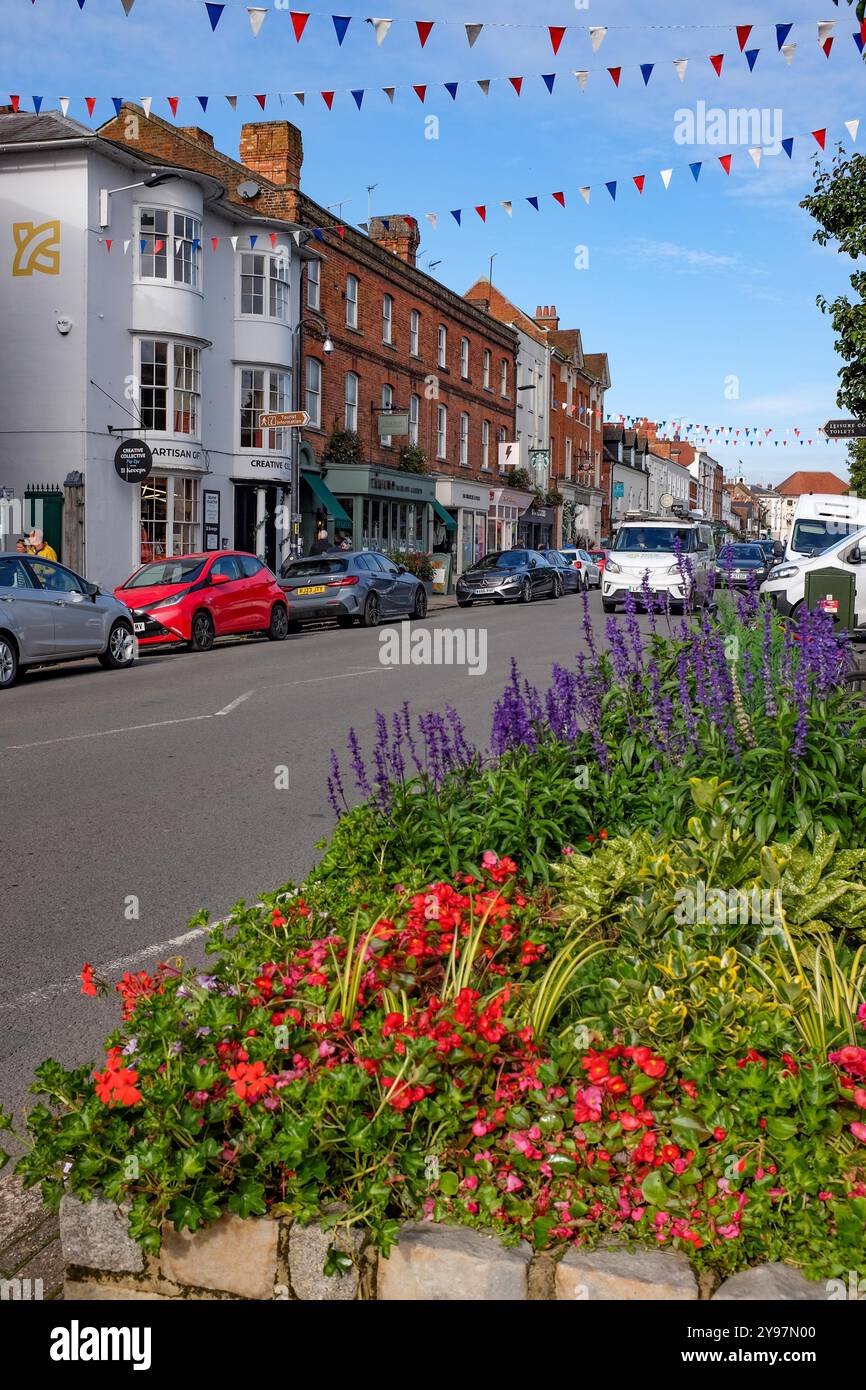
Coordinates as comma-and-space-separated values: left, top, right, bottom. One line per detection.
15, 537, 28, 553
310, 527, 330, 556
27, 528, 57, 561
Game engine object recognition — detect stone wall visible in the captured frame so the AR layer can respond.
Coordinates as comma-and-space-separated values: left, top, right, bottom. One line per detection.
59, 1196, 829, 1302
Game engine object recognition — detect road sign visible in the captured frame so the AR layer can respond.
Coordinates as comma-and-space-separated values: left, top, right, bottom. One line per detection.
258, 411, 309, 429
114, 438, 153, 484
823, 419, 866, 439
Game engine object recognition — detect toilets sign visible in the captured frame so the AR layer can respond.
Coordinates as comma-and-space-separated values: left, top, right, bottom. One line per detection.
823, 420, 866, 440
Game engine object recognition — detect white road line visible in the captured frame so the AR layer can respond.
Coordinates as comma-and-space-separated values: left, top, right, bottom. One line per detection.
215, 689, 256, 717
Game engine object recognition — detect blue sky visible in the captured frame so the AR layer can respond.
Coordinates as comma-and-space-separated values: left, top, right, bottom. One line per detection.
4, 0, 865, 483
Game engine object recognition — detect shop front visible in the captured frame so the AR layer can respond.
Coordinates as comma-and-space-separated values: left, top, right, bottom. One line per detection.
320, 463, 437, 557
433, 477, 487, 578
519, 504, 556, 551
138, 445, 208, 571
231, 452, 293, 574
486, 484, 535, 553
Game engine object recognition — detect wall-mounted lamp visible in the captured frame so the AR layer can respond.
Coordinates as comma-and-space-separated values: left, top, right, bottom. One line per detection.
98, 172, 180, 229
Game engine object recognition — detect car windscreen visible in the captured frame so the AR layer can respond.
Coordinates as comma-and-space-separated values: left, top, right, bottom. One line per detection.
284, 558, 348, 577
612, 527, 697, 553
726, 546, 764, 561
124, 559, 207, 588
474, 552, 528, 569
790, 520, 859, 555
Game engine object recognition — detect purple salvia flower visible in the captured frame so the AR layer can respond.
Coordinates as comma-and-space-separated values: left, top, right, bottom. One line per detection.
346, 727, 371, 795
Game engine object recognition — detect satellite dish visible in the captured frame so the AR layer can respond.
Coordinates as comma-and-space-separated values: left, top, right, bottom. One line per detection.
660, 493, 674, 510
236, 180, 260, 200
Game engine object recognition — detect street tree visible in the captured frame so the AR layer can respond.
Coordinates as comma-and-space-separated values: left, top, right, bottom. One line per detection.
801, 148, 866, 421
847, 438, 866, 498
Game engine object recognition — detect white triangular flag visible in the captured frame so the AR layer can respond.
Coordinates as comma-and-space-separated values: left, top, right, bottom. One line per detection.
294, 92, 305, 105
141, 96, 152, 118
425, 212, 438, 229
247, 7, 266, 38
123, 239, 131, 254
370, 18, 392, 46
383, 87, 395, 103
225, 95, 237, 109
292, 230, 302, 246
501, 200, 512, 216
175, 238, 184, 254
477, 79, 490, 96
574, 70, 588, 92
660, 168, 673, 189
589, 26, 606, 54
465, 23, 482, 48
845, 119, 860, 144
673, 58, 688, 82
230, 236, 238, 252
748, 147, 762, 168
817, 20, 835, 44
579, 186, 590, 204
781, 42, 796, 64
59, 96, 69, 116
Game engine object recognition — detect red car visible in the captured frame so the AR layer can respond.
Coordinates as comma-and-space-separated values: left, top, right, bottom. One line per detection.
115, 551, 290, 651
589, 549, 607, 574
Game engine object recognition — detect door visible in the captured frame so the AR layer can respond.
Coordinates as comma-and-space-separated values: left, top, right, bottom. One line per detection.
0, 555, 56, 659
367, 554, 400, 614
236, 554, 273, 630
27, 559, 103, 655
208, 555, 245, 633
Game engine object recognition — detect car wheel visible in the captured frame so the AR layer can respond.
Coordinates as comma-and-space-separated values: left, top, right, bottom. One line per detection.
519, 578, 533, 604
548, 576, 561, 599
602, 599, 617, 614
0, 634, 19, 689
457, 599, 474, 608
267, 604, 289, 641
98, 620, 136, 669
189, 609, 215, 652
362, 592, 381, 627
413, 585, 428, 620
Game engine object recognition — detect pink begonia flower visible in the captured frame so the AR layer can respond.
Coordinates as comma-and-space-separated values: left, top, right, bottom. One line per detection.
851, 1122, 866, 1144
853, 1088, 866, 1110
481, 851, 499, 868
630, 1208, 645, 1222
717, 1224, 740, 1240
462, 1174, 479, 1191
858, 1003, 866, 1025
465, 1202, 479, 1214
504, 1174, 524, 1193
654, 1211, 670, 1227
818, 1191, 833, 1201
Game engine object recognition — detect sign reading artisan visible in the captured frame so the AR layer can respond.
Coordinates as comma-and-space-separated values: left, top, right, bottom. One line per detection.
114, 438, 152, 484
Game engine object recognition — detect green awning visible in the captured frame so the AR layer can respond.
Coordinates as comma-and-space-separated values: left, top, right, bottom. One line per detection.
432, 499, 458, 531
301, 471, 352, 528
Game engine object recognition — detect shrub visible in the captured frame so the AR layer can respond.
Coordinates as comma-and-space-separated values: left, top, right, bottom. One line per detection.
324, 429, 363, 467
386, 550, 434, 583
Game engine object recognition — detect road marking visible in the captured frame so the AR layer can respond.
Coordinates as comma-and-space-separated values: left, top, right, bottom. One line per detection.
215, 689, 256, 717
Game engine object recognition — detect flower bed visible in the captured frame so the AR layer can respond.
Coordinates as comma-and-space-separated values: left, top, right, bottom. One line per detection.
3, 591, 866, 1293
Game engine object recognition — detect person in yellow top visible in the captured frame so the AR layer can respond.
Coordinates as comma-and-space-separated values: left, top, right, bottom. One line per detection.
27, 528, 58, 562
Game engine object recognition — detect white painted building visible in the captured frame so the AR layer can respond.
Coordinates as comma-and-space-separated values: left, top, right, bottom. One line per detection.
0, 111, 311, 588
647, 452, 691, 514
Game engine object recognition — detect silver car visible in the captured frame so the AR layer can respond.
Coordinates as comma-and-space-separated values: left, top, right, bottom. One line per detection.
0, 552, 136, 688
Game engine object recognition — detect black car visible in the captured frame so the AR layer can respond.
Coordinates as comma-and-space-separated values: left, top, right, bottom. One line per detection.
718, 543, 770, 588
456, 549, 561, 607
279, 551, 428, 628
541, 550, 582, 594
755, 538, 784, 566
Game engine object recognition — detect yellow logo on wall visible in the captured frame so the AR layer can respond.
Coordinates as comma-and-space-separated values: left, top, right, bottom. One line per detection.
12, 221, 61, 276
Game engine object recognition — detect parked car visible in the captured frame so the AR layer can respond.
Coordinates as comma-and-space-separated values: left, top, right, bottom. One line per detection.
762, 525, 866, 624
588, 549, 608, 576
717, 542, 771, 589
114, 551, 289, 651
558, 548, 602, 591
754, 538, 783, 566
456, 549, 560, 606
602, 516, 716, 613
0, 552, 136, 688
541, 550, 581, 594
279, 551, 428, 628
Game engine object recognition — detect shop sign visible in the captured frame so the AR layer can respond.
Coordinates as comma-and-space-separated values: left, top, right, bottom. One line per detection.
114, 438, 152, 484
203, 489, 220, 552
151, 445, 204, 466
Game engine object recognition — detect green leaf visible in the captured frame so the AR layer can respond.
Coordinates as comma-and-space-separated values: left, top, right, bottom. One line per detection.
641, 1170, 670, 1207
438, 1171, 459, 1197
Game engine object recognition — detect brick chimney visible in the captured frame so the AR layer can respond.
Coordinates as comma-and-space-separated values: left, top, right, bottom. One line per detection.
367, 215, 421, 266
179, 127, 214, 149
535, 305, 560, 332
239, 121, 304, 188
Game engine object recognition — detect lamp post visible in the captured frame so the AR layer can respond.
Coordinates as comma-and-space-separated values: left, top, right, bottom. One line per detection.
292, 317, 333, 555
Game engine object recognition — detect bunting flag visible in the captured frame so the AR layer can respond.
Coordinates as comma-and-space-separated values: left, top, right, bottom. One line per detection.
383, 86, 395, 102
111, 96, 122, 116
709, 53, 724, 76
608, 67, 622, 87
509, 77, 523, 95
477, 79, 490, 95
141, 96, 152, 117
549, 26, 566, 56
450, 209, 462, 225
640, 63, 654, 85
748, 146, 762, 167
812, 127, 827, 148
351, 89, 363, 109
660, 168, 673, 188
782, 136, 794, 157
425, 212, 437, 229
633, 174, 645, 194
589, 26, 607, 53
332, 14, 350, 45
475, 205, 486, 221
775, 22, 792, 49
370, 18, 391, 45
719, 153, 733, 175
690, 161, 702, 181
745, 48, 759, 70
225, 95, 237, 109
294, 91, 305, 104
254, 93, 266, 110
574, 71, 588, 91
817, 20, 835, 44
197, 95, 208, 112
322, 90, 335, 108
736, 23, 753, 50
85, 96, 96, 116
445, 81, 458, 99
781, 42, 796, 62
416, 20, 433, 48
59, 96, 69, 116
526, 195, 539, 211
579, 187, 590, 204
605, 180, 617, 201
465, 23, 482, 48
845, 118, 860, 142
120, 0, 135, 14
290, 11, 309, 42
414, 84, 427, 102
205, 3, 224, 32
501, 200, 512, 216
167, 96, 179, 116
673, 58, 688, 80
552, 190, 566, 207
822, 36, 834, 57
248, 7, 266, 38
105, 239, 112, 253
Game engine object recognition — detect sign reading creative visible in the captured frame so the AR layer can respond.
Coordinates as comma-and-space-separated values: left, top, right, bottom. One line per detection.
114, 438, 153, 484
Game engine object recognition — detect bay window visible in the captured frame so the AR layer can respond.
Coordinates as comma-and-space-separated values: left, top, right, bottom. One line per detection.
240, 251, 289, 321
139, 207, 202, 288
239, 367, 291, 450
139, 339, 200, 437
140, 474, 201, 562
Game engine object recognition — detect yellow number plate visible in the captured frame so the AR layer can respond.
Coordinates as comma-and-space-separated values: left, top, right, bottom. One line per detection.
297, 585, 326, 595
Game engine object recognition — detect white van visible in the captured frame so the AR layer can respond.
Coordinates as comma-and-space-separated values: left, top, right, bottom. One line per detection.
762, 525, 866, 624
602, 514, 716, 612
785, 493, 866, 563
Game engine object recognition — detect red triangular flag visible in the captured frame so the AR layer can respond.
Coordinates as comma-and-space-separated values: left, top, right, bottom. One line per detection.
255, 94, 267, 110
85, 96, 96, 116
812, 128, 827, 149
290, 11, 309, 42
211, 238, 219, 252
710, 53, 724, 77
822, 37, 834, 58
552, 191, 565, 207
269, 232, 277, 249
862, 18, 866, 45
321, 91, 335, 109
608, 67, 621, 87
633, 174, 645, 194
719, 154, 732, 174
167, 96, 179, 117
337, 226, 345, 240
736, 24, 752, 51
509, 77, 523, 96
9, 95, 20, 113
416, 20, 434, 48
413, 85, 427, 102
548, 25, 566, 56
154, 239, 165, 253
475, 205, 487, 222
105, 239, 112, 253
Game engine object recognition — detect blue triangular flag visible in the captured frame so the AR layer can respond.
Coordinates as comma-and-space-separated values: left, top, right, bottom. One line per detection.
250, 235, 257, 249
192, 239, 200, 251
382, 219, 390, 230
332, 15, 351, 46
197, 96, 209, 112
77, 0, 85, 7
640, 63, 654, 85
444, 82, 458, 100
542, 73, 556, 94
313, 229, 325, 242
450, 209, 462, 225
690, 162, 702, 181
351, 90, 364, 110
855, 31, 865, 53
526, 196, 539, 211
782, 137, 794, 158
33, 96, 43, 114
605, 180, 617, 200
205, 3, 225, 33
112, 97, 122, 115
140, 240, 147, 253
775, 22, 792, 50
745, 48, 759, 71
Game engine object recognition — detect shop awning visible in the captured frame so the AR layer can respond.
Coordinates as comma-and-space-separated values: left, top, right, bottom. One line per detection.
432, 499, 458, 531
301, 470, 352, 527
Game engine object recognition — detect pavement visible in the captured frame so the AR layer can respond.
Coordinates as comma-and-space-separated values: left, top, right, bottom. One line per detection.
0, 584, 641, 1289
